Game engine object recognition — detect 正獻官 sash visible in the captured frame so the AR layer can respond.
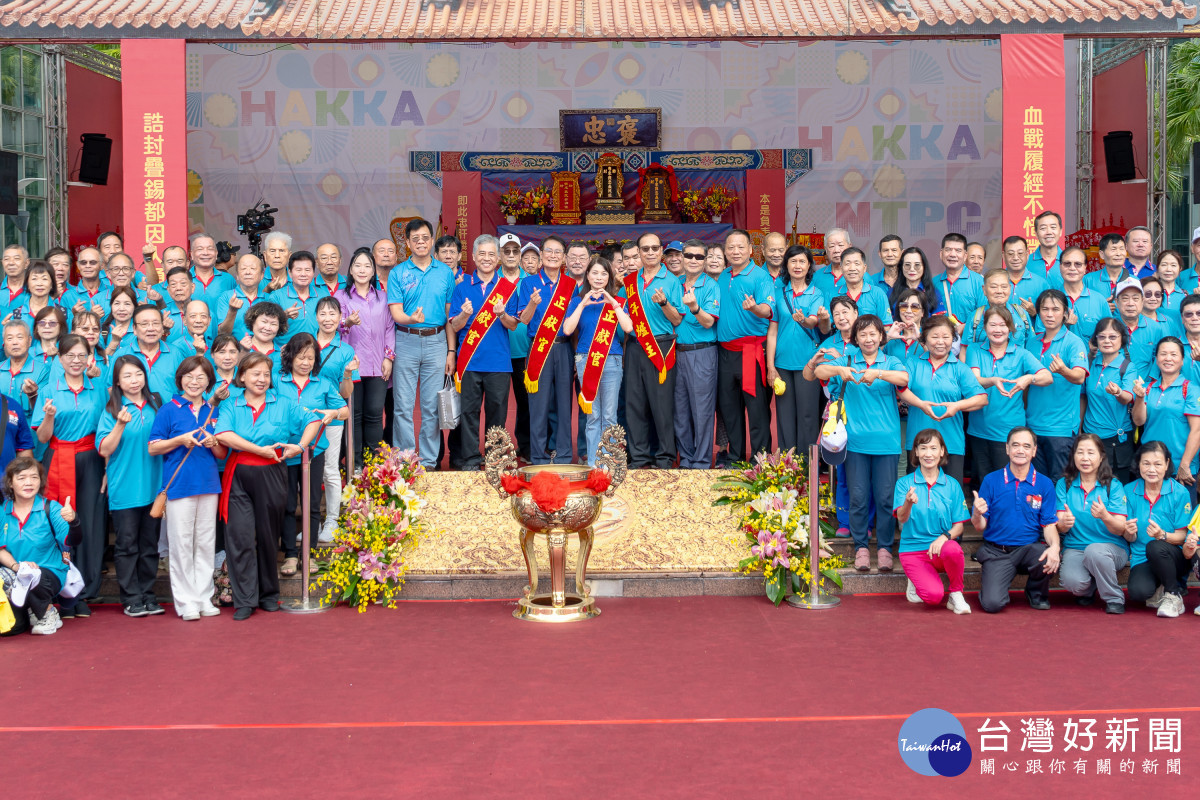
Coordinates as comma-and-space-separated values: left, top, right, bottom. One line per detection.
622, 272, 675, 383
578, 303, 620, 414
524, 274, 575, 393
454, 276, 518, 391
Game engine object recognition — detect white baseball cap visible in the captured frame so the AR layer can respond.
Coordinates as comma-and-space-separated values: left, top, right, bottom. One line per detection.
1192, 226, 1200, 243
520, 242, 540, 255
1114, 277, 1144, 297
498, 233, 521, 249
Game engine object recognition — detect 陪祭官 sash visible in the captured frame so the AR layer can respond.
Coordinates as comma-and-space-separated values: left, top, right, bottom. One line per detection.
454, 276, 517, 391
622, 273, 675, 383
524, 274, 575, 393
578, 302, 620, 414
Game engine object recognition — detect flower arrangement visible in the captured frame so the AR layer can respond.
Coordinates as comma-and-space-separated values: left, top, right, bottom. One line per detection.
498, 183, 525, 218
705, 185, 737, 215
498, 182, 554, 223
677, 188, 710, 222
312, 445, 426, 611
712, 449, 844, 606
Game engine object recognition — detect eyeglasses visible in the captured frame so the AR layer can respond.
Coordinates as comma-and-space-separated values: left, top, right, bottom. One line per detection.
36, 320, 58, 327
109, 266, 133, 274
61, 353, 88, 362
501, 247, 520, 254
639, 245, 662, 252
1144, 291, 1163, 298
899, 303, 923, 311
408, 235, 432, 244
1062, 260, 1086, 267
542, 249, 564, 256
77, 259, 99, 266
1184, 311, 1200, 318
682, 253, 705, 260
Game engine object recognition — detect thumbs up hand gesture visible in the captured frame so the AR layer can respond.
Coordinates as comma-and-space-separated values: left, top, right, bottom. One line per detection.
60, 496, 75, 523
972, 490, 988, 517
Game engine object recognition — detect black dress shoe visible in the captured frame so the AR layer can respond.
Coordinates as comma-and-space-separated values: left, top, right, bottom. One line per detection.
1105, 602, 1126, 614
259, 600, 281, 612
233, 607, 254, 621
1075, 593, 1096, 606
1029, 598, 1051, 611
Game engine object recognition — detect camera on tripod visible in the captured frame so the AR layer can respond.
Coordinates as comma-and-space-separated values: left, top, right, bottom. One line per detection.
236, 200, 278, 254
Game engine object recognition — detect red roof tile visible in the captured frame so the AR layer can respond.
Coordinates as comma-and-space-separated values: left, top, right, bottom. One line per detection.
0, 0, 1193, 38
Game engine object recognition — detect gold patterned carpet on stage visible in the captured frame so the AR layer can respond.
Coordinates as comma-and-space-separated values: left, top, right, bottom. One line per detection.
407, 470, 744, 574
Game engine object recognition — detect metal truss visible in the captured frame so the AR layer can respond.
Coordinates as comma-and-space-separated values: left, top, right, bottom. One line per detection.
42, 45, 69, 249
1146, 38, 1169, 253
1076, 38, 1093, 230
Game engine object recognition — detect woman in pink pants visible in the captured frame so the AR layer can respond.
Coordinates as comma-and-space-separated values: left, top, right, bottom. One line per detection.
892, 428, 972, 614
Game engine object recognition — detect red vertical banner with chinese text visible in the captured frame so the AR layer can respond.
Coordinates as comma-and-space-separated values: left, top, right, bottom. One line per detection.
121, 39, 187, 262
744, 169, 785, 237
1001, 34, 1066, 244
441, 171, 481, 272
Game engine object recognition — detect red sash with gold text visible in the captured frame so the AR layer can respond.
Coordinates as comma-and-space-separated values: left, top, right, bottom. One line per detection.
622, 272, 675, 383
523, 274, 575, 393
454, 276, 517, 391
578, 302, 620, 414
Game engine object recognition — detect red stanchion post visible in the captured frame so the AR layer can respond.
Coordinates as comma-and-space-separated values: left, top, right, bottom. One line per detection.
785, 444, 841, 610
282, 445, 329, 613
345, 389, 355, 481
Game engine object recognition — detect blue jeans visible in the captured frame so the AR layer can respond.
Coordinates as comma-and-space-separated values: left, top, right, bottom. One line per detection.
845, 450, 897, 552
835, 462, 874, 530
392, 330, 448, 468
576, 354, 623, 466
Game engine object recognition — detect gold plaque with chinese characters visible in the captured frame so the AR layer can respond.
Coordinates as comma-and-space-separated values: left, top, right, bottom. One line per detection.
587, 153, 634, 224
551, 171, 582, 225
639, 166, 673, 222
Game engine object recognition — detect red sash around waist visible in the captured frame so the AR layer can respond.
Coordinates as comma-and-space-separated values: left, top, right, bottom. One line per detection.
218, 451, 279, 522
45, 435, 96, 505
720, 336, 767, 396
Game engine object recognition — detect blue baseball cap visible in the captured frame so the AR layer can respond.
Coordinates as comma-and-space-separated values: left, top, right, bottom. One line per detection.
664, 240, 684, 254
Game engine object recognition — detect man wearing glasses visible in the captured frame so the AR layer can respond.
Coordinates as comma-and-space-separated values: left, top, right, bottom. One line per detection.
387, 218, 457, 468
315, 243, 345, 296
626, 234, 684, 468
498, 234, 532, 462
63, 247, 111, 317
674, 239, 719, 469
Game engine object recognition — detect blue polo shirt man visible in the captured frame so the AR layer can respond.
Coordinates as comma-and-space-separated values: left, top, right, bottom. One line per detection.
972, 427, 1062, 613
0, 394, 33, 471
675, 255, 720, 469
387, 219, 456, 469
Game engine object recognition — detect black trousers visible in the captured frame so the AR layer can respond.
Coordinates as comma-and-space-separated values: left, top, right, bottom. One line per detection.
1098, 434, 1135, 485
382, 384, 395, 456
112, 504, 159, 606
352, 376, 388, 463
906, 454, 966, 489
528, 342, 574, 464
1032, 434, 1074, 484
717, 346, 772, 463
775, 367, 821, 454
511, 358, 531, 461
226, 462, 287, 610
282, 453, 325, 557
975, 540, 1051, 613
967, 435, 1008, 492
1127, 540, 1194, 601
25, 569, 63, 620
42, 448, 107, 601
460, 371, 510, 469
625, 339, 677, 468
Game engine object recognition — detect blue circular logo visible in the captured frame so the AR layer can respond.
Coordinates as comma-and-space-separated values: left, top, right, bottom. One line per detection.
898, 708, 972, 777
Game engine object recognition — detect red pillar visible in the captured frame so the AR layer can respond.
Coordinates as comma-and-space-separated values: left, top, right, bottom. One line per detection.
121, 39, 188, 261
1001, 34, 1066, 242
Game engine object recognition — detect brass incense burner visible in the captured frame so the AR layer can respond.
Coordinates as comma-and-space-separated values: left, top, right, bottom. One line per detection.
485, 425, 626, 622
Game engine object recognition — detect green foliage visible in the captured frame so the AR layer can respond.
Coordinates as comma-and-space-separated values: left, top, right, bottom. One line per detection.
1166, 40, 1200, 193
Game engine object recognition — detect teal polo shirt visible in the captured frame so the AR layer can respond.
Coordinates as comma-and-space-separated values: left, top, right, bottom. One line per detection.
1159, 285, 1188, 333
715, 262, 775, 342
30, 374, 105, 441
268, 283, 323, 345
62, 278, 113, 316
1027, 247, 1064, 290
963, 302, 1033, 354
893, 469, 969, 554
810, 265, 841, 301
1124, 478, 1193, 567
386, 257, 456, 328
114, 340, 191, 402
826, 351, 908, 455
978, 465, 1058, 546
1123, 315, 1168, 375
274, 374, 344, 463
212, 285, 266, 343
96, 399, 163, 511
632, 266, 683, 337
1007, 270, 1051, 309
884, 338, 922, 362
1082, 355, 1137, 439
315, 336, 358, 408
1142, 376, 1200, 472
771, 283, 823, 370
676, 274, 720, 346
829, 279, 892, 324
190, 268, 236, 314
965, 341, 1046, 442
903, 351, 984, 455
1055, 476, 1127, 553
1063, 286, 1111, 342
502, 273, 531, 359
933, 269, 983, 324
0, 357, 39, 414
0, 497, 73, 585
1025, 327, 1089, 437
215, 390, 321, 450
1083, 269, 1125, 298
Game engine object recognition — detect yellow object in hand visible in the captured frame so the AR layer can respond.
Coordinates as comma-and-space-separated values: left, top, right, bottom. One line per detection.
773, 378, 787, 396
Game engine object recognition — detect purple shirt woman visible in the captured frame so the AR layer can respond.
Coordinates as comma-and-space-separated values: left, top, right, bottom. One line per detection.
336, 247, 395, 463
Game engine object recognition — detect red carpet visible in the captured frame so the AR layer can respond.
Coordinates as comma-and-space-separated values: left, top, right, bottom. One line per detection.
3, 594, 1196, 797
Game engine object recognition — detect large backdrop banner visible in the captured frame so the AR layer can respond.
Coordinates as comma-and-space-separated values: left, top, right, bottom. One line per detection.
186, 41, 1003, 263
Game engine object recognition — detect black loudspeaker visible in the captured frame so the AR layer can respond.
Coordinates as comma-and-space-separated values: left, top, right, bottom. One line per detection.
78, 133, 112, 186
0, 150, 16, 216
1102, 131, 1136, 183
1192, 142, 1200, 204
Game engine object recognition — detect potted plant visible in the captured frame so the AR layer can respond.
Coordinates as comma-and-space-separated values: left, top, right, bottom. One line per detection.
676, 187, 708, 223
706, 185, 737, 223
499, 183, 524, 224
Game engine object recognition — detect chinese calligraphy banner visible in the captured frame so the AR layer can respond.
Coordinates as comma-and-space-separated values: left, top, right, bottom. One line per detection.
744, 170, 785, 237
1000, 34, 1066, 243
441, 171, 481, 269
559, 109, 662, 151
122, 38, 187, 262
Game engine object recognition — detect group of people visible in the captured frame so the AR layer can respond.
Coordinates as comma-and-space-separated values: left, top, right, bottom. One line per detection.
1, 209, 1198, 633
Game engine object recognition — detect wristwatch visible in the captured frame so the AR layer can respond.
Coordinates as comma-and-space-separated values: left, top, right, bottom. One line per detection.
656, 299, 668, 307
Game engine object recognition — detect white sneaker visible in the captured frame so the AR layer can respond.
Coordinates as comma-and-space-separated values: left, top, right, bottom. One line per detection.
200, 605, 221, 617
1157, 593, 1185, 618
49, 605, 62, 630
946, 592, 972, 615
1146, 587, 1164, 608
181, 611, 201, 621
1193, 603, 1200, 616
318, 522, 336, 544
29, 608, 58, 635
905, 579, 921, 604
